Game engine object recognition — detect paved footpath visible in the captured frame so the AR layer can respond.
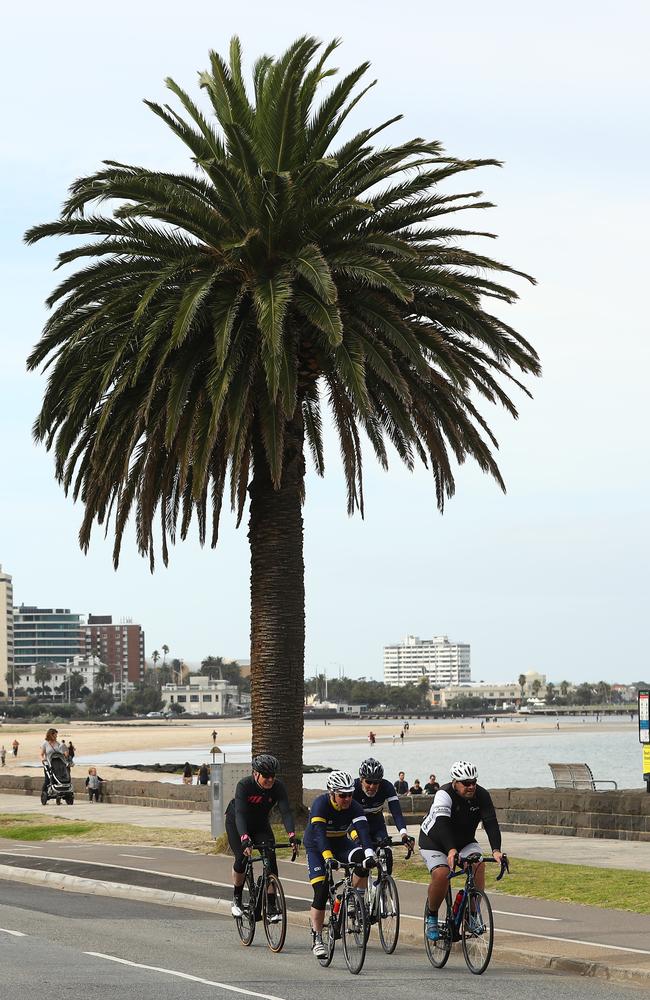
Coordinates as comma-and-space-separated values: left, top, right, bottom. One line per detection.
1, 793, 650, 985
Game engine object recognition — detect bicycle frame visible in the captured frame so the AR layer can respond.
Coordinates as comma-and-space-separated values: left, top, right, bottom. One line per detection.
447, 853, 508, 932
246, 841, 299, 917
367, 837, 413, 920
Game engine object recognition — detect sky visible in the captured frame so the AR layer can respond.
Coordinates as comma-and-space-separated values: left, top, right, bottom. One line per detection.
1, 2, 648, 684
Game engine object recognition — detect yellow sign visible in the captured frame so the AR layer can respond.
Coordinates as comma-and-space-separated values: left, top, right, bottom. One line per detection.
644, 745, 650, 778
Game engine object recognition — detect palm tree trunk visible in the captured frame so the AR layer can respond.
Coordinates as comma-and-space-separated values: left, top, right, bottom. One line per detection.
248, 409, 305, 813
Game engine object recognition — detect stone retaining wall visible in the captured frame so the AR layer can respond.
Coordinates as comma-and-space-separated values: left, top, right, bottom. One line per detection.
0, 774, 210, 811
1, 775, 649, 839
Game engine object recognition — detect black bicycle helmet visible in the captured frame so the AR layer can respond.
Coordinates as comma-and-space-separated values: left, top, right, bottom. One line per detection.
359, 758, 384, 781
252, 753, 279, 777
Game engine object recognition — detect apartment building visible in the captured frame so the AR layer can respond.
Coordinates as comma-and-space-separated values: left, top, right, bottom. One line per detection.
0, 565, 14, 698
384, 634, 471, 687
13, 605, 84, 667
85, 614, 145, 689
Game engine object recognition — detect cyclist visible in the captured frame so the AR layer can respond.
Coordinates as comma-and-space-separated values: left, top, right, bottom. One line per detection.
304, 769, 377, 959
225, 753, 297, 921
419, 760, 504, 941
351, 758, 413, 892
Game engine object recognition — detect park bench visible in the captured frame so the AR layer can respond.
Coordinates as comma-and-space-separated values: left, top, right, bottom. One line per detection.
548, 762, 618, 791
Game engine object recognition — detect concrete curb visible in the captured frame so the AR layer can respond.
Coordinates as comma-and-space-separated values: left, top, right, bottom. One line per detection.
1, 863, 649, 986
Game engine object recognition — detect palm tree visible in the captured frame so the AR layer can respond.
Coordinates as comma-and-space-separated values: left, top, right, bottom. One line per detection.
518, 673, 527, 702
95, 664, 114, 689
34, 664, 51, 697
151, 650, 160, 669
161, 644, 169, 665
25, 38, 540, 806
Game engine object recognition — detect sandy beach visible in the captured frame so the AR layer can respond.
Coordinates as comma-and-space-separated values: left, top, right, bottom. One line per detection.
0, 715, 632, 784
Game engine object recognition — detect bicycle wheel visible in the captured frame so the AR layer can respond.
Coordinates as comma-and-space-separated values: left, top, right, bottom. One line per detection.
262, 874, 287, 953
318, 897, 336, 967
342, 889, 368, 975
235, 868, 256, 947
378, 875, 400, 954
461, 888, 494, 975
424, 892, 452, 969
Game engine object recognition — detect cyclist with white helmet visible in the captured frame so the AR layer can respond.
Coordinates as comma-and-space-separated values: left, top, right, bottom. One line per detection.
225, 754, 297, 920
419, 761, 504, 942
303, 770, 377, 958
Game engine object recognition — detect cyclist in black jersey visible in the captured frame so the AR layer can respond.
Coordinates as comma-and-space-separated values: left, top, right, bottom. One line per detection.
225, 754, 297, 919
418, 760, 504, 941
351, 758, 413, 890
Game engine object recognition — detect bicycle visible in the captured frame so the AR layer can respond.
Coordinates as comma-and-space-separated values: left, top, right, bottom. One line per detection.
234, 839, 299, 952
364, 837, 414, 953
424, 853, 509, 975
315, 857, 374, 974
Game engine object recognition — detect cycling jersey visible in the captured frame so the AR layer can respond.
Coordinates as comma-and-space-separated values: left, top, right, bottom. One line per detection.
225, 775, 295, 837
352, 777, 408, 839
303, 792, 373, 858
419, 781, 501, 855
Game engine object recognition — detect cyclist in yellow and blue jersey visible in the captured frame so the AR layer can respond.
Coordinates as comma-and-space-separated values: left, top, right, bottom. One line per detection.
304, 770, 376, 958
350, 758, 414, 894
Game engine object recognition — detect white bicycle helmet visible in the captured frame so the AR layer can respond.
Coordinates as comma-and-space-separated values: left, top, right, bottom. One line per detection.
450, 760, 478, 781
327, 769, 355, 793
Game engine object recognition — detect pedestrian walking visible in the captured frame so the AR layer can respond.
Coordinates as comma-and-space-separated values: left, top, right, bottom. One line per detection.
67, 740, 76, 763
211, 729, 218, 743
12, 738, 19, 757
399, 730, 404, 743
0, 746, 6, 766
197, 763, 209, 785
182, 761, 193, 785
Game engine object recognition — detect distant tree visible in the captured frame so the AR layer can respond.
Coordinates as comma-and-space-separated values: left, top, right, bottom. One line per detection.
201, 655, 225, 680
157, 664, 174, 686
518, 674, 526, 700
545, 682, 555, 704
125, 684, 164, 715
95, 664, 114, 689
85, 688, 114, 714
595, 681, 611, 704
69, 671, 86, 700
575, 683, 593, 706
560, 680, 570, 698
417, 676, 431, 709
151, 650, 160, 668
171, 658, 183, 684
531, 679, 541, 697
34, 664, 51, 696
162, 644, 169, 665
168, 702, 185, 716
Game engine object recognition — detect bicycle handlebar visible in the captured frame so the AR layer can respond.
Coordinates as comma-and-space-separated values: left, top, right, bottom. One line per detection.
447, 852, 510, 880
376, 836, 415, 860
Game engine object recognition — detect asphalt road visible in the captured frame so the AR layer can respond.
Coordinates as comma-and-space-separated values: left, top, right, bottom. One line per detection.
0, 880, 645, 1000
2, 839, 650, 962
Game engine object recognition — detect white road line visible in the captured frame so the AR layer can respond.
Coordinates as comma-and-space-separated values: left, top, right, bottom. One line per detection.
496, 927, 650, 956
492, 910, 560, 922
0, 927, 26, 937
85, 952, 289, 999
119, 854, 157, 860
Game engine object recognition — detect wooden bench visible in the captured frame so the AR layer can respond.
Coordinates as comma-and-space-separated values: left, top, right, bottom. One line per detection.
548, 762, 617, 790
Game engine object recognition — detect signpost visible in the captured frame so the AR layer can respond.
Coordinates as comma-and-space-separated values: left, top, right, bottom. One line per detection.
639, 690, 649, 792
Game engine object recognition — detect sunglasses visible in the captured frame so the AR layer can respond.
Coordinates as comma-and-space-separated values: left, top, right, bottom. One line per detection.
363, 780, 380, 787
459, 779, 477, 787
335, 791, 353, 798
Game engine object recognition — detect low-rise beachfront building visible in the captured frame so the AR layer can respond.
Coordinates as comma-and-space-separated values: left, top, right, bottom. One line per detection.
15, 655, 104, 695
440, 682, 519, 708
161, 674, 240, 716
384, 634, 470, 687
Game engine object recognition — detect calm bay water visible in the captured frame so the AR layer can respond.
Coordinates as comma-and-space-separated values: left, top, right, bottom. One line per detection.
71, 716, 646, 790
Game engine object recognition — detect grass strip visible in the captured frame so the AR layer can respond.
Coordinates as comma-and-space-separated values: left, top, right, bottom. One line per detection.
2, 814, 648, 914
391, 854, 650, 915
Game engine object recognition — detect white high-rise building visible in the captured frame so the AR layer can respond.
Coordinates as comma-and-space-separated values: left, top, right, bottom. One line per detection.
383, 634, 470, 687
0, 565, 14, 699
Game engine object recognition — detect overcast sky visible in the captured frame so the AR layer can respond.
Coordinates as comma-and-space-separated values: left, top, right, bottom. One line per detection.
1, 1, 648, 683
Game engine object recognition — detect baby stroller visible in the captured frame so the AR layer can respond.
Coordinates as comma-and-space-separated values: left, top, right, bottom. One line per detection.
41, 750, 74, 805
